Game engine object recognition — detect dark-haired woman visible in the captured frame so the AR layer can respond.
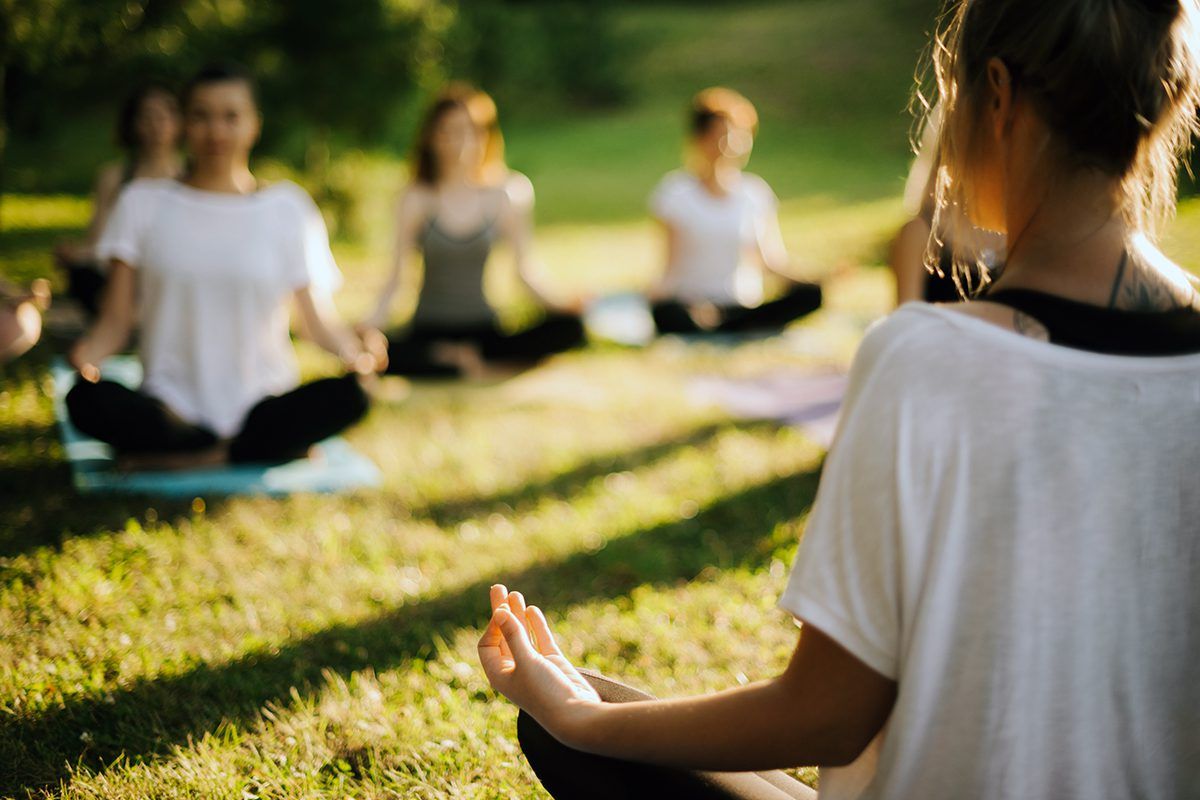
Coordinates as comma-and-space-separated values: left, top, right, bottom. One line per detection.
66, 65, 385, 469
648, 87, 822, 336
478, 1, 1200, 798
55, 83, 183, 317
364, 84, 585, 378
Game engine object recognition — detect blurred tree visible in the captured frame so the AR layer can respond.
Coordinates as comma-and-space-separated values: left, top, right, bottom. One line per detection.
1, 0, 633, 211
0, 0, 173, 225
232, 0, 453, 220
444, 0, 629, 111
0, 0, 452, 225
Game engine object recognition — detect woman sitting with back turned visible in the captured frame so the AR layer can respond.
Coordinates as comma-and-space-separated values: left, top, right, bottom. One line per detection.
477, 1, 1200, 797
648, 87, 822, 336
364, 84, 585, 378
66, 64, 385, 469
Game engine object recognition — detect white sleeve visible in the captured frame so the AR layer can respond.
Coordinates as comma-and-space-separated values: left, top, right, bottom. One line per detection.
285, 187, 343, 293
747, 175, 781, 242
749, 174, 780, 214
648, 174, 684, 224
94, 185, 147, 267
778, 318, 924, 680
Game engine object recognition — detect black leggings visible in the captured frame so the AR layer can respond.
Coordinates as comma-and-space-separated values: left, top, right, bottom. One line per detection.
517, 672, 816, 800
63, 261, 108, 318
65, 375, 370, 464
652, 282, 823, 336
385, 313, 586, 377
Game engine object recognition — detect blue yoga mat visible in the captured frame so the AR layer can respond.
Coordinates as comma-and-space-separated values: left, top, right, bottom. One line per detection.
51, 357, 382, 497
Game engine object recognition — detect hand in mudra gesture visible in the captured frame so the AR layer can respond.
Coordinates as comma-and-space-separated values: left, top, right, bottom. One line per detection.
477, 585, 601, 733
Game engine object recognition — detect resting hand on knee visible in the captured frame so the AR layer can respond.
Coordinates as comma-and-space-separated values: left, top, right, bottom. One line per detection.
478, 585, 601, 742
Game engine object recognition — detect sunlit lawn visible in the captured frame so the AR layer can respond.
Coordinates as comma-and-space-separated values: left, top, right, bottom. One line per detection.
0, 186, 858, 796
4, 1, 1200, 797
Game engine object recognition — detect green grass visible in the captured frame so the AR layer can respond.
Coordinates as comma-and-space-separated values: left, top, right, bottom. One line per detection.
4, 1, 1200, 797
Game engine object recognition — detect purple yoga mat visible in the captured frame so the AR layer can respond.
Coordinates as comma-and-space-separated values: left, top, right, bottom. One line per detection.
687, 370, 848, 447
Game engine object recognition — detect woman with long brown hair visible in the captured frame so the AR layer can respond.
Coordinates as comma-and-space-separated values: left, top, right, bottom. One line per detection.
365, 84, 585, 377
476, 1, 1200, 797
55, 82, 183, 317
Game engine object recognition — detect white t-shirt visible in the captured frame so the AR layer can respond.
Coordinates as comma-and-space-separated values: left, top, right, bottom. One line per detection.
648, 170, 779, 305
780, 304, 1200, 800
95, 178, 341, 438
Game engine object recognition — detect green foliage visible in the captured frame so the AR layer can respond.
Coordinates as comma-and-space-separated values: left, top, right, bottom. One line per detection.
444, 0, 630, 111
1, 188, 844, 797
3, 2, 1200, 795
1, 0, 633, 199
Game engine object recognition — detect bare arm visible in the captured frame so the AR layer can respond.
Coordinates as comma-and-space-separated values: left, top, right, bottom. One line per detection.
57, 166, 124, 264
363, 187, 427, 330
649, 219, 682, 300
889, 217, 933, 306
479, 586, 896, 773
501, 174, 577, 312
69, 260, 137, 380
295, 287, 387, 374
755, 205, 794, 280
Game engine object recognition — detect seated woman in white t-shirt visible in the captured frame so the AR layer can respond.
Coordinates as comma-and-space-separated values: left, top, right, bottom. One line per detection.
66, 64, 386, 468
476, 1, 1200, 798
647, 88, 821, 335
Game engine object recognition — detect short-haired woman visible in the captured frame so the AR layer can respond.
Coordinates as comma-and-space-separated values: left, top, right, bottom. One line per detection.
648, 87, 822, 335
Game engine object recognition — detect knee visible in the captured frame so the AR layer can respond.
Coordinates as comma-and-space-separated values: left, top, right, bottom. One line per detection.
65, 380, 106, 431
796, 281, 823, 305
557, 317, 586, 348
516, 708, 563, 771
341, 375, 371, 422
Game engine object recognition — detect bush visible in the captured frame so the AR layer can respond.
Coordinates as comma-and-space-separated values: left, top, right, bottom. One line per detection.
442, 0, 630, 113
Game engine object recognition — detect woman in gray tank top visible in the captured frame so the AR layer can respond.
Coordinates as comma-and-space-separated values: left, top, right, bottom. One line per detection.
364, 85, 585, 378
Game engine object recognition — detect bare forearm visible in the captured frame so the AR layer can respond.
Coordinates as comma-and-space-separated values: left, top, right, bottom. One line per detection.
294, 288, 364, 364
311, 319, 361, 362
518, 265, 559, 307
560, 677, 850, 772
77, 262, 136, 362
890, 218, 932, 305
367, 272, 402, 329
84, 318, 132, 359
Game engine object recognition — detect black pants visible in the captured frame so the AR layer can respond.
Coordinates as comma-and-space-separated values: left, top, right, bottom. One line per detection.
385, 313, 586, 377
63, 262, 108, 317
517, 672, 815, 800
65, 375, 370, 464
652, 282, 822, 336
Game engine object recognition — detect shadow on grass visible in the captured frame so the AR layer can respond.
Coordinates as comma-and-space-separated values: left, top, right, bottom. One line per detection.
0, 462, 202, 561
0, 350, 232, 561
0, 416, 206, 561
411, 420, 779, 529
1, 467, 820, 795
